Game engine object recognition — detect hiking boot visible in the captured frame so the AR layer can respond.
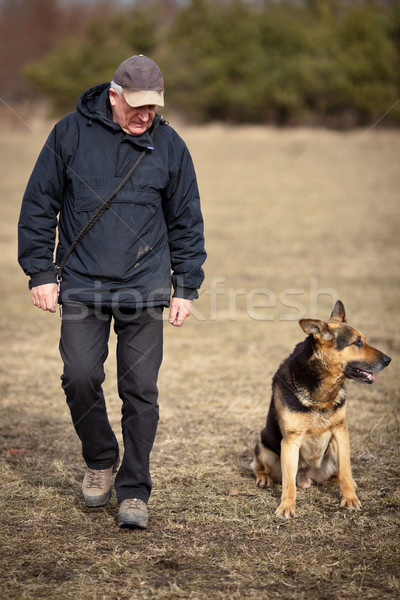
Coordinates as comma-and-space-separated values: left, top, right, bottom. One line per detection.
118, 498, 148, 529
82, 461, 118, 508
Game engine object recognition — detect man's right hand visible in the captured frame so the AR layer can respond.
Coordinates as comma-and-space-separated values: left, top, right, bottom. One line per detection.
31, 283, 58, 313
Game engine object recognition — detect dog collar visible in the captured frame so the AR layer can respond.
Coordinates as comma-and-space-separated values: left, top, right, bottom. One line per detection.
291, 371, 321, 405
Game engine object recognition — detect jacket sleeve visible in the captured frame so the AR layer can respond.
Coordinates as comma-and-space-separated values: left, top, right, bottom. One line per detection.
162, 137, 206, 300
18, 119, 73, 289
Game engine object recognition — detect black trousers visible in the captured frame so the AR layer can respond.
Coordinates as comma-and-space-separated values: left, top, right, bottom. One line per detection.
59, 303, 163, 504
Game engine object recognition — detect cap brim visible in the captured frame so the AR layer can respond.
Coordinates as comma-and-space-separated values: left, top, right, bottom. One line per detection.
122, 89, 164, 107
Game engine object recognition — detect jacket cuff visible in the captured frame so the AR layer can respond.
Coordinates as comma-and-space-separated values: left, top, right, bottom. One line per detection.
172, 287, 198, 301
29, 270, 58, 290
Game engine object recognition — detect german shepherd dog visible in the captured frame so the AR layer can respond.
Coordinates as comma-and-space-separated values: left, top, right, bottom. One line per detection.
252, 300, 391, 518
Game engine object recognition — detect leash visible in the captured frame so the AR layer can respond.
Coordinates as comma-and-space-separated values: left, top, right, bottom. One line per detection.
55, 115, 162, 290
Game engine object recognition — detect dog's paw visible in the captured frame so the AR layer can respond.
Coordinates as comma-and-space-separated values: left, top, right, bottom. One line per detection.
255, 474, 273, 488
275, 502, 297, 519
296, 471, 312, 489
340, 494, 361, 510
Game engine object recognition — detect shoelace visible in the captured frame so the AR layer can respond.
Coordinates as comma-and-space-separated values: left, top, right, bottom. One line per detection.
86, 469, 106, 489
124, 498, 145, 511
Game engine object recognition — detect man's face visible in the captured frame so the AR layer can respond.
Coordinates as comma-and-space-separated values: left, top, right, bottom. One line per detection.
109, 88, 157, 136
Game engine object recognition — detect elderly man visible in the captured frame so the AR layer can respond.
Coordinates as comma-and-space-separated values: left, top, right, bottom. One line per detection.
18, 55, 206, 529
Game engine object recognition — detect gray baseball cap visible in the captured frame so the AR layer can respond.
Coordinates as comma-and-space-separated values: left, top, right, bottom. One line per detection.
113, 54, 164, 107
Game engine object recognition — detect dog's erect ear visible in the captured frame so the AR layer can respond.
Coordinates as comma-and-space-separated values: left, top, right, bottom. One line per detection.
329, 300, 346, 323
299, 319, 334, 341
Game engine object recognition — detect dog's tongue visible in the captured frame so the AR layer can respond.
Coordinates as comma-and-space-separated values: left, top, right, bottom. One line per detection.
362, 371, 375, 382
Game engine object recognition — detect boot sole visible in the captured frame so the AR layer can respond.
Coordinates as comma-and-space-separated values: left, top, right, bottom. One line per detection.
83, 487, 112, 508
118, 516, 148, 529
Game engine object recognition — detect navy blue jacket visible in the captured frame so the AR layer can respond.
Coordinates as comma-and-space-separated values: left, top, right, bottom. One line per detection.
18, 83, 206, 308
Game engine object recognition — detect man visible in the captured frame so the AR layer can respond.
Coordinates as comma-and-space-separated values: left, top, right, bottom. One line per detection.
18, 55, 206, 529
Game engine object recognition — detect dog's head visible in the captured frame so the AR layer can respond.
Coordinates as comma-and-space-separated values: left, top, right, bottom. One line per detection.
299, 300, 391, 384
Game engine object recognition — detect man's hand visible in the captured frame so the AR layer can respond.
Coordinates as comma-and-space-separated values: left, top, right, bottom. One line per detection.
31, 283, 58, 313
168, 297, 193, 327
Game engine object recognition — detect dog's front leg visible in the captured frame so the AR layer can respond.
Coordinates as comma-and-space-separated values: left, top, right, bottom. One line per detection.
276, 437, 300, 518
332, 424, 361, 510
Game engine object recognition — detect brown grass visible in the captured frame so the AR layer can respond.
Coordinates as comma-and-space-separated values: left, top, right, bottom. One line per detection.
0, 117, 399, 599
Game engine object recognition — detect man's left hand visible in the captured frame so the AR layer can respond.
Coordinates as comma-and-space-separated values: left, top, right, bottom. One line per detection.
168, 298, 193, 327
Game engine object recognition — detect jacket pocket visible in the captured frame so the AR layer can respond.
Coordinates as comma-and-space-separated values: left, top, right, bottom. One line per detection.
71, 178, 163, 280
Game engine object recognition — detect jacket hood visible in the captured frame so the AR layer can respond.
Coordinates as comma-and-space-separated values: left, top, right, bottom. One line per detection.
77, 83, 114, 126
77, 82, 155, 149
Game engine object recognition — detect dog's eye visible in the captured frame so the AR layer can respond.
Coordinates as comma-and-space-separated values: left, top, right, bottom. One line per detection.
351, 338, 363, 348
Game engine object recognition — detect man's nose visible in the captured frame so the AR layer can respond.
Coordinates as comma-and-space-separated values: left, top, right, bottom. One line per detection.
136, 109, 150, 121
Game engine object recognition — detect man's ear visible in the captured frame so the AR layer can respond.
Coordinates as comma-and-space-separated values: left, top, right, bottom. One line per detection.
299, 319, 334, 341
109, 87, 117, 107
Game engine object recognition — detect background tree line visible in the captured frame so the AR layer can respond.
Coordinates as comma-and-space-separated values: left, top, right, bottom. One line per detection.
2, 0, 400, 126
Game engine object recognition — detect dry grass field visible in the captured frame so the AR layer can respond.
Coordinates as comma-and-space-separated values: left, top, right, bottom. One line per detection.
0, 114, 399, 599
